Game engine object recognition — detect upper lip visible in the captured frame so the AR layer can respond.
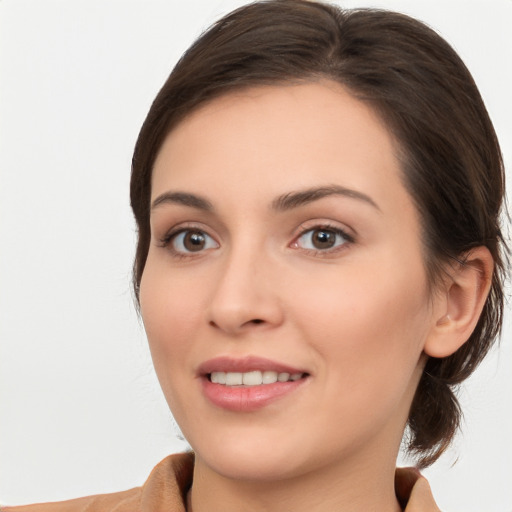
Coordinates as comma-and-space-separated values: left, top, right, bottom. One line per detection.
197, 356, 307, 376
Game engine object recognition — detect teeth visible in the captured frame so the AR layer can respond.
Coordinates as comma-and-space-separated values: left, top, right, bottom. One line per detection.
210, 372, 226, 384
210, 371, 304, 386
225, 372, 243, 386
262, 371, 278, 384
243, 371, 262, 385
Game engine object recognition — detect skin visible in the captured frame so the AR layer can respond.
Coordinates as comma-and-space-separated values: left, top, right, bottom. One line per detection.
139, 82, 490, 512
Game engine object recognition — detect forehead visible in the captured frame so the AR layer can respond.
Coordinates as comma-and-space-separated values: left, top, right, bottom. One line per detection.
151, 81, 408, 215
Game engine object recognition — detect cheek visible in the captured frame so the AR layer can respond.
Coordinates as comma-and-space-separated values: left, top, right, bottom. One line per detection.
138, 256, 205, 391
290, 257, 431, 400
139, 275, 206, 438
140, 251, 206, 337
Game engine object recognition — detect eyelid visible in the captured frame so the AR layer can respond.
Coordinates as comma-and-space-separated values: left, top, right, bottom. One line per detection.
158, 223, 220, 254
293, 219, 355, 240
290, 221, 355, 254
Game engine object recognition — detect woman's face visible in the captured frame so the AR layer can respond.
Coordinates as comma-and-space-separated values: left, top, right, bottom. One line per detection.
140, 82, 443, 481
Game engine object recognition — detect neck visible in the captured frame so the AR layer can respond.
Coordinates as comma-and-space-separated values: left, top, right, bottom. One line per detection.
188, 450, 403, 512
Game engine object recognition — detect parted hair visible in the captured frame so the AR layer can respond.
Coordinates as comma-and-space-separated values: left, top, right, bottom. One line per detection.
130, 0, 507, 467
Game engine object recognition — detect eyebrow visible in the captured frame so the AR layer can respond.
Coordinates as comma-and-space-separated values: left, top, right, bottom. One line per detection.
272, 185, 380, 212
150, 185, 380, 213
151, 191, 213, 211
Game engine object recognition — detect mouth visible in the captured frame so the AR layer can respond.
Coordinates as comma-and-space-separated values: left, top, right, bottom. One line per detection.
208, 370, 306, 386
198, 356, 310, 411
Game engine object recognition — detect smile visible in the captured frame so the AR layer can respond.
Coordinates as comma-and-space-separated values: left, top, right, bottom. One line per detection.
199, 356, 310, 411
210, 370, 305, 386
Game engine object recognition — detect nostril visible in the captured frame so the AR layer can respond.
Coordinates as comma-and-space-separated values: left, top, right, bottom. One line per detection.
208, 317, 269, 332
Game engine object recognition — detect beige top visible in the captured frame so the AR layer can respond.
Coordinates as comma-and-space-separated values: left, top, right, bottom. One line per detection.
2, 452, 440, 511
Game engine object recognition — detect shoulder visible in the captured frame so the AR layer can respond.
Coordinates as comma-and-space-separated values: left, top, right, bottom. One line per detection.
0, 488, 140, 512
1, 452, 194, 512
3, 457, 438, 511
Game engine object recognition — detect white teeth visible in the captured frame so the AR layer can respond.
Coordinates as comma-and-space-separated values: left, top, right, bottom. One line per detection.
262, 371, 278, 384
210, 370, 304, 386
242, 371, 263, 386
210, 371, 226, 384
225, 372, 243, 385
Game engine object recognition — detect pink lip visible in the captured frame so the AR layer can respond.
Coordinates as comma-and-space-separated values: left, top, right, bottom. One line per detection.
197, 355, 306, 375
198, 356, 310, 412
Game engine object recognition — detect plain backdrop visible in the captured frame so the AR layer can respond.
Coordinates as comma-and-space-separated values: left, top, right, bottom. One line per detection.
1, 1, 511, 510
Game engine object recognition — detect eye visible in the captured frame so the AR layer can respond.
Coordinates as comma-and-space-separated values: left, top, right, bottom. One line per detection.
294, 226, 351, 252
168, 229, 219, 254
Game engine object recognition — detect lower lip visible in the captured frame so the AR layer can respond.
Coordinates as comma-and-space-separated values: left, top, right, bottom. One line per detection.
201, 377, 308, 412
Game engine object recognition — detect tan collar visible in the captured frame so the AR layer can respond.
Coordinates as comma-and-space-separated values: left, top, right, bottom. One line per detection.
396, 467, 441, 511
1, 452, 440, 511
142, 453, 440, 512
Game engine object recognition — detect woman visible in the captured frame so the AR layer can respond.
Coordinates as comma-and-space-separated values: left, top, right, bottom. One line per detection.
2, 1, 508, 510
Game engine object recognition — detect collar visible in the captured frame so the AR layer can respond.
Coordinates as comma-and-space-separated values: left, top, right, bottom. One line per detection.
141, 453, 440, 512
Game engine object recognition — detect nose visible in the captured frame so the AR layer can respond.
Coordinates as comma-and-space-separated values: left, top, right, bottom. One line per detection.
207, 246, 284, 336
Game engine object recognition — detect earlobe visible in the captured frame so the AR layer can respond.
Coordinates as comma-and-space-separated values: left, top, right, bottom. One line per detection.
424, 246, 493, 358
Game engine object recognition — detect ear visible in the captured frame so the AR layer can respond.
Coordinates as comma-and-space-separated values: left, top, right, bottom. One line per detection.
424, 246, 494, 358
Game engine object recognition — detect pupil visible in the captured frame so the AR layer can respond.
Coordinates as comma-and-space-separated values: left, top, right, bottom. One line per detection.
184, 231, 205, 251
313, 230, 335, 249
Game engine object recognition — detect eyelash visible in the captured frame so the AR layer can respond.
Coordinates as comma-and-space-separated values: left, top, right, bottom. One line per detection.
158, 222, 354, 258
158, 224, 219, 259
292, 223, 354, 256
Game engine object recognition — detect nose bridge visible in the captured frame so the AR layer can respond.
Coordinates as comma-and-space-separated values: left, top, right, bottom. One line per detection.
207, 233, 282, 333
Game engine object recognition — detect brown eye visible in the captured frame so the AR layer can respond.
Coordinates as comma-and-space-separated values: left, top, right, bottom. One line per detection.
171, 229, 218, 253
295, 226, 350, 252
183, 231, 206, 251
312, 229, 337, 249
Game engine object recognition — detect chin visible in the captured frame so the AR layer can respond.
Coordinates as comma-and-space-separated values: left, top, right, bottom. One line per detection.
204, 450, 305, 482
190, 433, 311, 482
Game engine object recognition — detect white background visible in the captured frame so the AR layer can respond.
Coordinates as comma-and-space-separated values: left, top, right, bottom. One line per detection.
1, 1, 511, 510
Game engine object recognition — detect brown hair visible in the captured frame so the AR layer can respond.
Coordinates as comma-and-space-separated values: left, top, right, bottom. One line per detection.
130, 0, 507, 467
